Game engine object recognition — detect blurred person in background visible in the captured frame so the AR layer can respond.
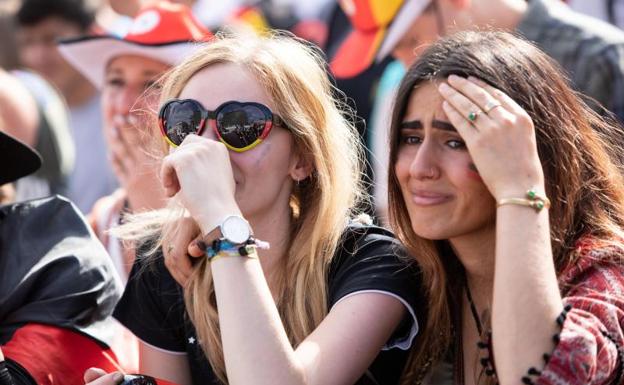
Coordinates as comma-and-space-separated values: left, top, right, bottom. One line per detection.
0, 67, 74, 202
59, 1, 213, 284
0, 2, 75, 202
567, 0, 624, 29
331, 0, 624, 223
17, 0, 118, 214
0, 126, 122, 385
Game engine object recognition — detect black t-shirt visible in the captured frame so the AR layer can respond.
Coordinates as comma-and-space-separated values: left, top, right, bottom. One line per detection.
114, 224, 425, 385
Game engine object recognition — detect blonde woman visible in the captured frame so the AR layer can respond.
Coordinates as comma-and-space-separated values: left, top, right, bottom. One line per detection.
86, 33, 423, 385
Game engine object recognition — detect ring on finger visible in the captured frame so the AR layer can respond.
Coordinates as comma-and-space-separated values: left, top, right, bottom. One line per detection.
484, 101, 502, 114
467, 110, 481, 122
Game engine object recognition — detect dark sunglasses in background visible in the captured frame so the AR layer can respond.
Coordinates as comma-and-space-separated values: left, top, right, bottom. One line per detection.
158, 99, 287, 152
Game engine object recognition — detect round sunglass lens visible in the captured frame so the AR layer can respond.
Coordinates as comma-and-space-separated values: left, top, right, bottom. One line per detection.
216, 104, 267, 149
164, 101, 203, 145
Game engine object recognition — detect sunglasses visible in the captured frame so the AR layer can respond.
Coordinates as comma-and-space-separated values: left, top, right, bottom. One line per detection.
158, 99, 286, 152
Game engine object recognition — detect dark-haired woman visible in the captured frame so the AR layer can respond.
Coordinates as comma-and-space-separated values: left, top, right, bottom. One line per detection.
388, 30, 624, 385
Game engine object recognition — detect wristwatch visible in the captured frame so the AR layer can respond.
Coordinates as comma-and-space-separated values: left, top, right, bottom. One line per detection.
205, 215, 252, 246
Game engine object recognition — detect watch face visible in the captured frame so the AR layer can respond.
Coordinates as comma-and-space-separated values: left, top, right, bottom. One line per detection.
221, 215, 251, 244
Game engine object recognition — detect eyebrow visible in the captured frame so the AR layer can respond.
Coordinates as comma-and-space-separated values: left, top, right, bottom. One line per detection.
106, 68, 163, 78
400, 120, 456, 132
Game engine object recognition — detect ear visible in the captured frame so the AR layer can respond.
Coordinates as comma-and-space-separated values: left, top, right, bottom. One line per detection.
289, 151, 314, 182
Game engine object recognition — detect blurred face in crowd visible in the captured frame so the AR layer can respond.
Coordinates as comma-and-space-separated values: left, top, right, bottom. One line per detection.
394, 82, 496, 241
108, 0, 196, 16
17, 17, 88, 96
391, 3, 445, 68
102, 55, 169, 134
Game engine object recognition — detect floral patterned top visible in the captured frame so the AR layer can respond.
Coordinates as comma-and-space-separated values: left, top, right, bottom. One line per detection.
422, 237, 624, 385
536, 238, 624, 385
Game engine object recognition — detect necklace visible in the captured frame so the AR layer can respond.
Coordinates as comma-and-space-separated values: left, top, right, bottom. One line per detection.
465, 281, 484, 336
461, 281, 498, 385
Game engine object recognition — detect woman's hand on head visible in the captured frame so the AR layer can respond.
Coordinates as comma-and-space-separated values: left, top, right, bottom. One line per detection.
83, 368, 124, 385
160, 134, 242, 235
438, 75, 545, 199
163, 215, 205, 286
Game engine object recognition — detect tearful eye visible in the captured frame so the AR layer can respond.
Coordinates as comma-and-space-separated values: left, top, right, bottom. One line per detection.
401, 135, 422, 145
446, 139, 465, 149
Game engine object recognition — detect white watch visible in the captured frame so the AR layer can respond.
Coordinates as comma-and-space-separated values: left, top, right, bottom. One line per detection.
217, 215, 252, 245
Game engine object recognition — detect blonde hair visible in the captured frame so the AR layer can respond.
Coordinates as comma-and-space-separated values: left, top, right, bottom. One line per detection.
117, 32, 367, 383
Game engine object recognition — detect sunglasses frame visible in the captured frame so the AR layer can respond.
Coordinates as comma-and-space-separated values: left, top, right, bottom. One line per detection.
158, 98, 286, 152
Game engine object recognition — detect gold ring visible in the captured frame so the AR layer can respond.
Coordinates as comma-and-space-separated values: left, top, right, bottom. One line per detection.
484, 101, 502, 114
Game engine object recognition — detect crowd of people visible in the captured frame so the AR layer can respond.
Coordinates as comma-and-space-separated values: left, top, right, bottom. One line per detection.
0, 1, 623, 385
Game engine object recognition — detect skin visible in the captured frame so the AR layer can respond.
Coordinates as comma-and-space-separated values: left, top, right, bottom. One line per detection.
391, 4, 445, 68
109, 0, 197, 17
396, 76, 562, 385
390, 0, 528, 68
0, 69, 38, 147
87, 62, 407, 385
101, 55, 169, 212
395, 81, 496, 242
17, 17, 95, 106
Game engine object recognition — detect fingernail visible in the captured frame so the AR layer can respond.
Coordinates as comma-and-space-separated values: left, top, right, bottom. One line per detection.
113, 372, 124, 383
438, 83, 451, 92
196, 241, 207, 251
448, 74, 462, 82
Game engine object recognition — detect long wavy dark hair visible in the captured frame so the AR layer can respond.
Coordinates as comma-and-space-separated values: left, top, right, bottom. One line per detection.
387, 30, 624, 383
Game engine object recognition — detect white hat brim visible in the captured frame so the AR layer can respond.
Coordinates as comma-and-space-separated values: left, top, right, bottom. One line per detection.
376, 0, 431, 62
59, 36, 205, 89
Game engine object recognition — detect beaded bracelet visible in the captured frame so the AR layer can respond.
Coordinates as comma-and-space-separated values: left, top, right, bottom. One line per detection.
209, 247, 259, 264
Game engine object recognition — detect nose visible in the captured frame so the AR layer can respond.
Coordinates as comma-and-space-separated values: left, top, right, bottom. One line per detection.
408, 140, 441, 180
199, 121, 219, 141
114, 86, 141, 116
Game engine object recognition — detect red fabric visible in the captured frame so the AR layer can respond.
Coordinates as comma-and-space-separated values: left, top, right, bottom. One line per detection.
1, 323, 180, 385
537, 238, 624, 385
1, 323, 121, 385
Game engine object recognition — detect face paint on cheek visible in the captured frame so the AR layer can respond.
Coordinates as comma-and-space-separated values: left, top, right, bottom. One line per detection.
467, 162, 482, 181
252, 141, 272, 168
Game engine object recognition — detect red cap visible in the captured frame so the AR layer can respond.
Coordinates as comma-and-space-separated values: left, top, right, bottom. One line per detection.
59, 1, 213, 88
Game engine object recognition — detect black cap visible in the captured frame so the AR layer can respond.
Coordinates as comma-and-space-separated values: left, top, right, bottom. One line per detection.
0, 130, 42, 185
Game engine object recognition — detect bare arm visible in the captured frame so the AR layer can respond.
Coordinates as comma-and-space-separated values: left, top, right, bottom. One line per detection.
211, 255, 406, 385
438, 75, 563, 384
492, 206, 563, 384
139, 342, 192, 385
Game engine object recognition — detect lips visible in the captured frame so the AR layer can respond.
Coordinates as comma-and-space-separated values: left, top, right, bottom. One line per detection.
408, 190, 452, 206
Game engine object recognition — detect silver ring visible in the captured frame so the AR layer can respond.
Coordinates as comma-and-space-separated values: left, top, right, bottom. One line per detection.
484, 101, 502, 114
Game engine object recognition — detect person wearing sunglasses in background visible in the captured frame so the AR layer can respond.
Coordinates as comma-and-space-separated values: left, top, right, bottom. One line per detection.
84, 33, 424, 385
387, 31, 624, 385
